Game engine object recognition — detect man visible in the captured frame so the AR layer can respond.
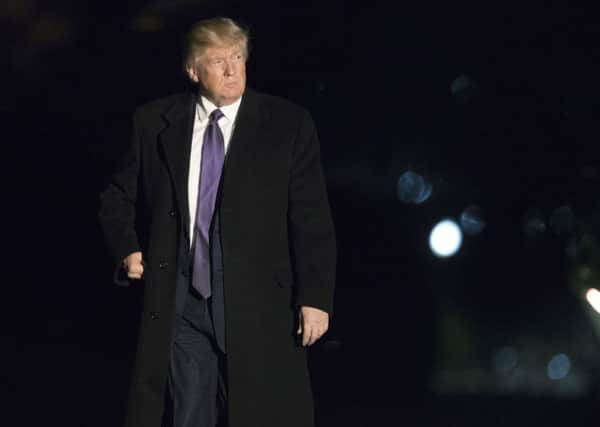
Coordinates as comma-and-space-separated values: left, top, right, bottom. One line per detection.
98, 17, 336, 427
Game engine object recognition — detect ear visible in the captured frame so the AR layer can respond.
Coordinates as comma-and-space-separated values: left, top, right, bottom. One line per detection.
186, 64, 199, 83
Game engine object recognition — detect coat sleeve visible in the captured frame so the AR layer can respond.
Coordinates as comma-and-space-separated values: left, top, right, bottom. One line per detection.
288, 110, 337, 317
98, 111, 142, 286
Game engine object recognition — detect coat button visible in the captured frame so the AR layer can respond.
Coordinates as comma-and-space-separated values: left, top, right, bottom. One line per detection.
159, 261, 169, 269
169, 210, 176, 217
150, 311, 158, 320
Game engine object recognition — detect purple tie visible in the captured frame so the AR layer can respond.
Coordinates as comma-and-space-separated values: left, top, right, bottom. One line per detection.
191, 109, 225, 298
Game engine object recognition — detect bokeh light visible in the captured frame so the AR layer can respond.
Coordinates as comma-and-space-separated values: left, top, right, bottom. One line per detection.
549, 205, 576, 235
460, 205, 485, 236
523, 210, 546, 237
585, 288, 600, 314
26, 14, 74, 49
493, 346, 518, 373
547, 354, 571, 380
0, 0, 34, 23
450, 74, 480, 104
429, 219, 463, 258
131, 14, 165, 32
396, 171, 432, 204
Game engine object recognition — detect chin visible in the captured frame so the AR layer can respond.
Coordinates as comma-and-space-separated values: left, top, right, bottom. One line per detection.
223, 90, 242, 100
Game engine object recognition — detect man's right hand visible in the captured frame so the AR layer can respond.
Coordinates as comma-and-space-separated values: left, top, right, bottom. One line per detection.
123, 251, 144, 279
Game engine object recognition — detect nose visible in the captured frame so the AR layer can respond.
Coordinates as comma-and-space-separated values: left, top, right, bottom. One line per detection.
224, 60, 235, 76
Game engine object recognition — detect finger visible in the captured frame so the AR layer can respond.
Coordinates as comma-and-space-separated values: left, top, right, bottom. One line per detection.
128, 264, 144, 279
310, 328, 323, 346
297, 311, 303, 334
306, 332, 314, 346
304, 319, 320, 346
310, 325, 329, 346
303, 325, 314, 347
301, 314, 309, 344
131, 263, 144, 275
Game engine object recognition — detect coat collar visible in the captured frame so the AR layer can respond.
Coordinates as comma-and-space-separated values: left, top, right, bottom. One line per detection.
156, 88, 268, 243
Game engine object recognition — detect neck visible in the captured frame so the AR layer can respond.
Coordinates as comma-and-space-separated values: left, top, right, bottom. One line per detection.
198, 89, 242, 108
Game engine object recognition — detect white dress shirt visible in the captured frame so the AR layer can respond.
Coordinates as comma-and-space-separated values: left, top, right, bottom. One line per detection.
188, 95, 242, 247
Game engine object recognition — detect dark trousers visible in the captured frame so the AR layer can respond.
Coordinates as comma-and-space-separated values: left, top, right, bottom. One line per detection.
164, 289, 228, 427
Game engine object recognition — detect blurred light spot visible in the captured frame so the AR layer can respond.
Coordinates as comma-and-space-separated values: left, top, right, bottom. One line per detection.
523, 210, 546, 237
396, 171, 432, 204
450, 75, 471, 94
578, 265, 593, 281
131, 14, 164, 32
565, 239, 578, 259
316, 80, 326, 94
547, 354, 571, 380
450, 75, 480, 104
27, 15, 73, 48
0, 0, 34, 22
549, 206, 576, 235
567, 233, 597, 260
586, 288, 600, 314
460, 205, 485, 236
493, 347, 518, 373
429, 219, 463, 258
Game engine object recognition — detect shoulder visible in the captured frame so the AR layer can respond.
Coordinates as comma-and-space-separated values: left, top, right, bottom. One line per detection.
250, 89, 311, 122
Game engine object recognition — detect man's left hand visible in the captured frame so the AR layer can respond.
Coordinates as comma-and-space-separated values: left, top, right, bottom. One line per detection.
297, 306, 329, 346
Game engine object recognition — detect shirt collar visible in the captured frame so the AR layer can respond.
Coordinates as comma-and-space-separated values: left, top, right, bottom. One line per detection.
197, 94, 243, 124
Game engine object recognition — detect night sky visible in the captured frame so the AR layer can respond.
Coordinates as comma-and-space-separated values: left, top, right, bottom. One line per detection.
4, 1, 600, 425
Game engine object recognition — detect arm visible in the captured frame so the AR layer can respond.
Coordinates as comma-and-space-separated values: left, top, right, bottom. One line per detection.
288, 110, 337, 318
98, 112, 143, 286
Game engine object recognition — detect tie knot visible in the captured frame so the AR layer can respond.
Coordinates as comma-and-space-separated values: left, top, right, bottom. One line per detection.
210, 109, 224, 123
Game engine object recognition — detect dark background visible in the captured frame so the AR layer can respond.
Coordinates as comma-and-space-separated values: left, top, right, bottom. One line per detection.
4, 0, 600, 425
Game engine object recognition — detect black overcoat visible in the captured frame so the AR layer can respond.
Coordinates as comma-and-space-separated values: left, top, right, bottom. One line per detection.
98, 88, 336, 427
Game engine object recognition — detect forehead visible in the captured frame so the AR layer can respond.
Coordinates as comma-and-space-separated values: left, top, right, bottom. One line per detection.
202, 43, 244, 58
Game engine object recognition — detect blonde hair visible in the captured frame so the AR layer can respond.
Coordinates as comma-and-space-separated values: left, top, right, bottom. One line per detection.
183, 17, 250, 68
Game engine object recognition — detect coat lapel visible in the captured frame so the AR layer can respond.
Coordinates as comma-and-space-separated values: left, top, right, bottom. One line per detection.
158, 93, 196, 244
156, 89, 267, 242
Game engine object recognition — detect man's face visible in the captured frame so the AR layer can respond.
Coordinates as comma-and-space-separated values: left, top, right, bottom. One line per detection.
186, 43, 247, 106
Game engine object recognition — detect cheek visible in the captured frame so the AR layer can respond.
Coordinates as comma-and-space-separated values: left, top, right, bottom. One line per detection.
206, 76, 223, 92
